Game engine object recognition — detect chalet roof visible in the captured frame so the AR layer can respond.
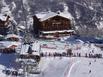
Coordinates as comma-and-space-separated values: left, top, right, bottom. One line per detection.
36, 13, 46, 19
0, 14, 7, 21
0, 34, 4, 37
18, 25, 26, 30
5, 34, 22, 39
37, 11, 73, 21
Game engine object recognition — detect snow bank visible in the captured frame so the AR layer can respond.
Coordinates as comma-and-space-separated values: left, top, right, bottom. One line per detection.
0, 65, 5, 70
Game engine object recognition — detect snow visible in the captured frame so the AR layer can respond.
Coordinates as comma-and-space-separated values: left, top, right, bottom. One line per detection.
68, 58, 103, 77
36, 57, 74, 77
0, 0, 6, 6
41, 30, 74, 34
16, 40, 68, 55
70, 43, 103, 56
39, 11, 73, 21
59, 2, 74, 20
36, 13, 46, 19
0, 71, 6, 77
16, 44, 29, 54
32, 41, 41, 51
23, 0, 30, 12
0, 14, 7, 21
89, 6, 94, 10
0, 38, 103, 77
59, 12, 73, 20
97, 21, 103, 29
0, 65, 5, 70
67, 61, 81, 77
0, 13, 13, 21
0, 41, 21, 49
0, 0, 14, 19
0, 34, 4, 37
5, 34, 22, 39
27, 16, 33, 26
75, 8, 81, 19
40, 12, 58, 21
18, 25, 26, 30
1, 6, 11, 16
38, 40, 69, 53
10, 2, 16, 11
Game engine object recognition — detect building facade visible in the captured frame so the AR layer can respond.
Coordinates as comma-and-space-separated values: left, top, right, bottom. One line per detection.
33, 12, 75, 38
0, 15, 10, 35
40, 15, 71, 31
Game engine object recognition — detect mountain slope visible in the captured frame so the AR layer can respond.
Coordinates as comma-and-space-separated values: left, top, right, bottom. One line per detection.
0, 0, 103, 37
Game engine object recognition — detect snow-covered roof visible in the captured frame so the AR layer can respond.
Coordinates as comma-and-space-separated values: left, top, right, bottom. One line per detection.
0, 35, 4, 37
0, 14, 7, 21
36, 13, 46, 19
18, 25, 26, 30
38, 11, 73, 21
0, 41, 21, 49
59, 12, 73, 20
32, 52, 40, 56
5, 34, 22, 39
40, 12, 58, 21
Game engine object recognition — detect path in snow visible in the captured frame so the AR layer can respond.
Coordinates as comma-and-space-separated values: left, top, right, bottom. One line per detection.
66, 60, 81, 77
68, 58, 103, 77
31, 57, 76, 77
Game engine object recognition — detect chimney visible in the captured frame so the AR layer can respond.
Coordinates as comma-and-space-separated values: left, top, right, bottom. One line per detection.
57, 11, 60, 14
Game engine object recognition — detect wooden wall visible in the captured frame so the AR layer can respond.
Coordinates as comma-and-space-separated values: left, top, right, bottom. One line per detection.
40, 16, 71, 31
0, 16, 10, 35
0, 16, 10, 28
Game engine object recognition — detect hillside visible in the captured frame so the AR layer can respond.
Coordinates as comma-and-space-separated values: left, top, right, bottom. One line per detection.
0, 0, 103, 37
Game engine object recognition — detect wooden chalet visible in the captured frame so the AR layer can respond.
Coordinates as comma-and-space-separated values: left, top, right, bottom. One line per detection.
0, 14, 10, 35
33, 12, 75, 38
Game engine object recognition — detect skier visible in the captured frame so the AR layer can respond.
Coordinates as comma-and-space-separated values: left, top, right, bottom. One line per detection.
89, 70, 91, 73
89, 62, 91, 65
28, 44, 33, 54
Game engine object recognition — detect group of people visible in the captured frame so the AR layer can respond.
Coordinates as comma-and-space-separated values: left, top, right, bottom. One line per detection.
40, 51, 72, 57
40, 51, 102, 59
40, 52, 63, 57
71, 52, 102, 58
85, 53, 102, 58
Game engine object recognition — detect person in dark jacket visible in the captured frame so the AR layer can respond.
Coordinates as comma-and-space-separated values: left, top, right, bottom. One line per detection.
28, 44, 33, 54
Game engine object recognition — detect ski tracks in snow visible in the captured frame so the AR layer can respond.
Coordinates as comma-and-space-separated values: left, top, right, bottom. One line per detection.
63, 58, 81, 77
